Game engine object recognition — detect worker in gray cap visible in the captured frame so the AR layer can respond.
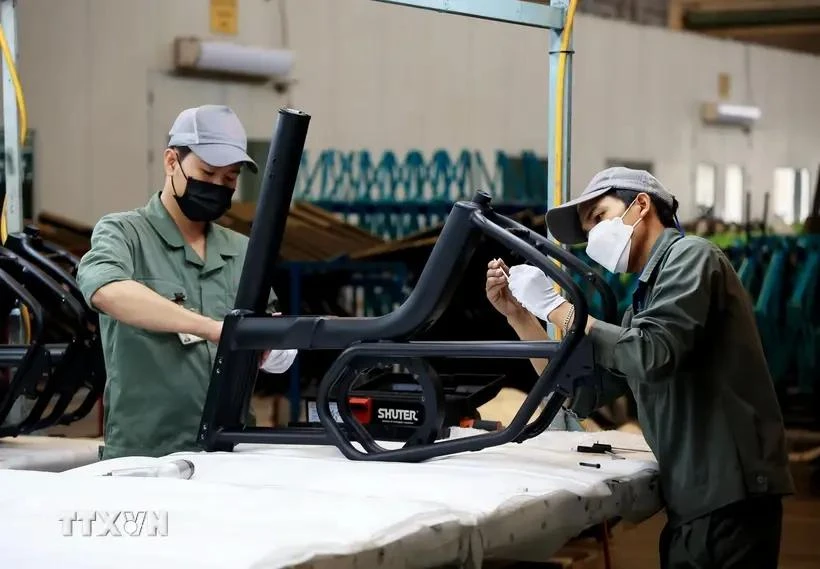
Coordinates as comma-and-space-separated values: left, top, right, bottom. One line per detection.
77, 105, 297, 460
486, 167, 792, 569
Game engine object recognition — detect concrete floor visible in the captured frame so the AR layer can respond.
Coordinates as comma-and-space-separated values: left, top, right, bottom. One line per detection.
602, 497, 820, 569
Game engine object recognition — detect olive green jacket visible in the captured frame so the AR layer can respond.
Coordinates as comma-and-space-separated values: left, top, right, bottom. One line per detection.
76, 192, 276, 459
575, 229, 794, 526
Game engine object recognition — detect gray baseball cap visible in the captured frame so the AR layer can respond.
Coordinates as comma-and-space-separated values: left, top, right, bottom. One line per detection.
167, 105, 258, 173
545, 166, 678, 244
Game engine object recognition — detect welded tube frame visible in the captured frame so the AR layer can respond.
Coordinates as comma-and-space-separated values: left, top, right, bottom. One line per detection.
198, 189, 601, 461
2, 231, 105, 429
311, 207, 594, 462
0, 267, 48, 437
0, 248, 98, 435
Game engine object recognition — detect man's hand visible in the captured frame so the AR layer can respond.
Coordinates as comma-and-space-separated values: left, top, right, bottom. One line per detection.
507, 264, 567, 321
91, 280, 227, 341
486, 259, 527, 321
199, 319, 223, 344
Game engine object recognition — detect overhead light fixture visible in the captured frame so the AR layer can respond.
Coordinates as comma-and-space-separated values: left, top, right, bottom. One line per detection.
172, 37, 294, 87
700, 101, 761, 129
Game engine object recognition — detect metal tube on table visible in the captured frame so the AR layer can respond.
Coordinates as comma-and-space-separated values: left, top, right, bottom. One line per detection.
101, 459, 195, 480
233, 108, 311, 314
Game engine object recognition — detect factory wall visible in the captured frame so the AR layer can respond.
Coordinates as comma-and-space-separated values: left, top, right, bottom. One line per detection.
11, 0, 820, 225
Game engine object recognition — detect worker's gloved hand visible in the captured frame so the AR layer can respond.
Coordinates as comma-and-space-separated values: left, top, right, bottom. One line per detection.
507, 264, 567, 321
260, 349, 298, 374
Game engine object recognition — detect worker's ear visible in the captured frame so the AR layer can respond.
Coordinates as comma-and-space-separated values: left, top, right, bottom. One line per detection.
163, 149, 178, 178
636, 192, 652, 219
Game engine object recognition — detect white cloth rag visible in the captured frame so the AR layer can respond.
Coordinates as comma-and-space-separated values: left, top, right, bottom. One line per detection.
260, 349, 298, 374
508, 264, 567, 321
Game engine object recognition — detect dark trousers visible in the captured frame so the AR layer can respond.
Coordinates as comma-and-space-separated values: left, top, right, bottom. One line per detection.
660, 495, 783, 569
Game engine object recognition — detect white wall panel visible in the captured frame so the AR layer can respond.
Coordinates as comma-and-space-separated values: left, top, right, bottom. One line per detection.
10, 0, 820, 225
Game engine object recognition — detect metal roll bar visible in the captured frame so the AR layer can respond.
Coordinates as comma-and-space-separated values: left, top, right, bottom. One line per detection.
197, 108, 609, 462
0, 266, 48, 437
2, 229, 105, 428
0, 245, 99, 435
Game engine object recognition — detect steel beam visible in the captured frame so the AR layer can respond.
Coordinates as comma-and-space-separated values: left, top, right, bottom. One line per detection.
1, 0, 21, 234
371, 0, 566, 29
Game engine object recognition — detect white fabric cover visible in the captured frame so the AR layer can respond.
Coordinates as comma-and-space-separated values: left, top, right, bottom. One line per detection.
0, 435, 100, 472
0, 430, 660, 569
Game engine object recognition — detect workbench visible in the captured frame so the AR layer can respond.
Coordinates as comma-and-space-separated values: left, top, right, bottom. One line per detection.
0, 429, 661, 569
0, 435, 100, 471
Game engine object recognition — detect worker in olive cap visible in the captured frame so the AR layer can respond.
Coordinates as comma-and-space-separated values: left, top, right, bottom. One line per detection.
77, 105, 297, 459
486, 167, 793, 569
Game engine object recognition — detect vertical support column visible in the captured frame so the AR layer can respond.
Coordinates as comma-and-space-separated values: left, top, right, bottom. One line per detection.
547, 0, 572, 340
1, 0, 21, 235
547, 0, 572, 226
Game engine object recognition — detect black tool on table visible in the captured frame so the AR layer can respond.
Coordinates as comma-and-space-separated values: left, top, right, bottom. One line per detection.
576, 442, 634, 460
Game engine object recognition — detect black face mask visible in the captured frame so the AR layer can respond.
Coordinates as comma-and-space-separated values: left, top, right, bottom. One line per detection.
171, 159, 234, 222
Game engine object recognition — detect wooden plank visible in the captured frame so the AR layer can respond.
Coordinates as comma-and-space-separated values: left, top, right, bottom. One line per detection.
678, 0, 820, 13
34, 202, 385, 263
221, 201, 385, 261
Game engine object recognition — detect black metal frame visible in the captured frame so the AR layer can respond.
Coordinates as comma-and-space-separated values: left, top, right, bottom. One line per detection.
0, 243, 102, 436
197, 107, 614, 462
3, 229, 105, 427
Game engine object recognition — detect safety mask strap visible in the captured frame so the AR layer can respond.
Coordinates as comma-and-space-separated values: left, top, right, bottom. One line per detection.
621, 198, 645, 229
170, 152, 188, 197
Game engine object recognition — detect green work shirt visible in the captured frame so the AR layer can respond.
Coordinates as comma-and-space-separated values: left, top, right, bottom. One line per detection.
575, 228, 794, 526
76, 192, 277, 459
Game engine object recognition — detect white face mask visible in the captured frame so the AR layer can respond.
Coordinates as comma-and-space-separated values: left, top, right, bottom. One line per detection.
585, 200, 643, 273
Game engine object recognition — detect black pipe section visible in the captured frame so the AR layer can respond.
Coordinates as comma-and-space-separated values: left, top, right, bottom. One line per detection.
5, 230, 87, 310
234, 108, 311, 314
0, 344, 67, 367
200, 108, 312, 451
0, 248, 85, 329
229, 197, 483, 350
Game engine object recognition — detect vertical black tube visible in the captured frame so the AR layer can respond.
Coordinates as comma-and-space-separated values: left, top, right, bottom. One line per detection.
762, 192, 770, 236
234, 108, 311, 313
744, 191, 752, 243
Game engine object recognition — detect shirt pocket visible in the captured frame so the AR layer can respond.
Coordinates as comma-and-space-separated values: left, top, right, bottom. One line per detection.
135, 277, 191, 306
